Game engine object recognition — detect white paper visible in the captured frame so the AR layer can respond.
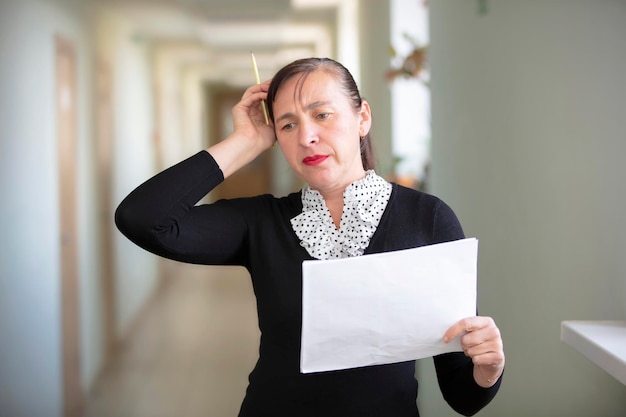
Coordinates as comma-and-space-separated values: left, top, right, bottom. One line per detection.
301, 238, 478, 373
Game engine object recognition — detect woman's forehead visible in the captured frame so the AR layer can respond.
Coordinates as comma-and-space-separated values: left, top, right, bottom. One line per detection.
275, 71, 341, 107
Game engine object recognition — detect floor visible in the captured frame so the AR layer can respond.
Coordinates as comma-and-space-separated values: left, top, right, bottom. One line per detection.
85, 263, 260, 417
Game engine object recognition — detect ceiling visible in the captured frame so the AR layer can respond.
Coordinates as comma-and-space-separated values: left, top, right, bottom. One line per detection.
97, 0, 342, 86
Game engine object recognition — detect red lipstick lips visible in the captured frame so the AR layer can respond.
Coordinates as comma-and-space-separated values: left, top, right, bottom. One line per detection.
303, 155, 328, 166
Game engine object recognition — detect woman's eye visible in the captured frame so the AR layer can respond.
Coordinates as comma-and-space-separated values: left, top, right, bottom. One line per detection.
317, 113, 330, 120
282, 122, 295, 131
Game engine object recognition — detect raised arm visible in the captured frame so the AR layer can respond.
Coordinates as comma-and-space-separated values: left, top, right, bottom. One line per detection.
115, 81, 276, 265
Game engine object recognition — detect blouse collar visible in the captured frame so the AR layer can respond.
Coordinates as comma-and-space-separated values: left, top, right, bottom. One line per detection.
291, 171, 392, 260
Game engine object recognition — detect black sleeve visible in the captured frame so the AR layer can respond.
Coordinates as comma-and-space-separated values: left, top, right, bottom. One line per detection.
434, 352, 502, 416
431, 199, 502, 416
114, 151, 249, 266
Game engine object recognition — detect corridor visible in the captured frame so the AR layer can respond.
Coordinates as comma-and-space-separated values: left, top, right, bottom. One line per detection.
1, 1, 420, 415
84, 263, 260, 417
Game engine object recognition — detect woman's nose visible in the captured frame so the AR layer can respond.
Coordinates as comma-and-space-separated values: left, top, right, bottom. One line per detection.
298, 120, 319, 146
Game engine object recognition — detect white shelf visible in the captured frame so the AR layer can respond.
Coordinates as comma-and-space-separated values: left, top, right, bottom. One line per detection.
561, 320, 626, 385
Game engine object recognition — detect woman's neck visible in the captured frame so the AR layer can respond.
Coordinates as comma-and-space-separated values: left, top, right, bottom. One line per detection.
322, 193, 345, 230
314, 169, 368, 229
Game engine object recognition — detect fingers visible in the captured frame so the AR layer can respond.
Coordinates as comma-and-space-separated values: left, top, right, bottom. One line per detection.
443, 316, 492, 343
444, 316, 503, 357
460, 318, 500, 347
444, 316, 505, 375
469, 351, 504, 367
444, 316, 505, 387
241, 80, 271, 101
234, 81, 272, 127
462, 328, 502, 359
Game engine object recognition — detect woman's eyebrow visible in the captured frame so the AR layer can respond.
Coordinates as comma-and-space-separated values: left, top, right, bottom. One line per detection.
275, 112, 295, 124
275, 101, 331, 123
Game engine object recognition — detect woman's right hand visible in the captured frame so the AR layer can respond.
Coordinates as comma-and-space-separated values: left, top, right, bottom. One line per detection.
231, 80, 275, 152
207, 80, 275, 179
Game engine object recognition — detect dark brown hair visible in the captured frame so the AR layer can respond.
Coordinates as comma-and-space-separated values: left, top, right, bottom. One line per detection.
266, 57, 375, 171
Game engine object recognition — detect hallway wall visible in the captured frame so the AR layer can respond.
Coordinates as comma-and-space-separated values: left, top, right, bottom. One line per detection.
0, 1, 391, 415
0, 1, 98, 416
96, 6, 161, 342
0, 1, 163, 416
359, 0, 392, 177
423, 1, 626, 416
9, 1, 625, 416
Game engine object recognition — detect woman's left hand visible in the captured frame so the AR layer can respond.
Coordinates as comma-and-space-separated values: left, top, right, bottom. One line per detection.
443, 316, 505, 388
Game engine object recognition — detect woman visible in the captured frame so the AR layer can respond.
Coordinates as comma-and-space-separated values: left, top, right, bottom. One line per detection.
115, 57, 504, 416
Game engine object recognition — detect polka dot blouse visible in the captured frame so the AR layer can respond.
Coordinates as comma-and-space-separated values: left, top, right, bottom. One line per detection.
290, 170, 392, 260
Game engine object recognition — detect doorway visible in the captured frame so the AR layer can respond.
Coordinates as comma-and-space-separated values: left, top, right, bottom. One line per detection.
55, 34, 82, 417
95, 57, 117, 360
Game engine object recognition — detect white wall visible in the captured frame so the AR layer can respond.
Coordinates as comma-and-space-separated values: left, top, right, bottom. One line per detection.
359, 0, 393, 177
99, 8, 161, 339
420, 1, 626, 416
0, 2, 163, 415
0, 0, 99, 415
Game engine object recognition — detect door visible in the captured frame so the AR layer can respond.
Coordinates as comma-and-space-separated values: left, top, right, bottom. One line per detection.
95, 57, 116, 359
55, 34, 82, 417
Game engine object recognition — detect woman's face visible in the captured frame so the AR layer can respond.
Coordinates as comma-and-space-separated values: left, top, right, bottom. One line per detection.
273, 70, 371, 194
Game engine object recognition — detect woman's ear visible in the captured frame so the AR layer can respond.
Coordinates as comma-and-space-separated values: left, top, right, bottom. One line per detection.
359, 100, 372, 137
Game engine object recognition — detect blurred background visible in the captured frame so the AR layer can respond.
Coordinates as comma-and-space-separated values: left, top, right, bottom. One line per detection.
1, 0, 625, 416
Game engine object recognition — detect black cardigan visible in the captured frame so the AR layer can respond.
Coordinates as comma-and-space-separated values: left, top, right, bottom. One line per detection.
115, 151, 501, 417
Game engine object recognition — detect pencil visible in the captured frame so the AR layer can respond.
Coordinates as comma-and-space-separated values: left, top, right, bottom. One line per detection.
250, 52, 270, 125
